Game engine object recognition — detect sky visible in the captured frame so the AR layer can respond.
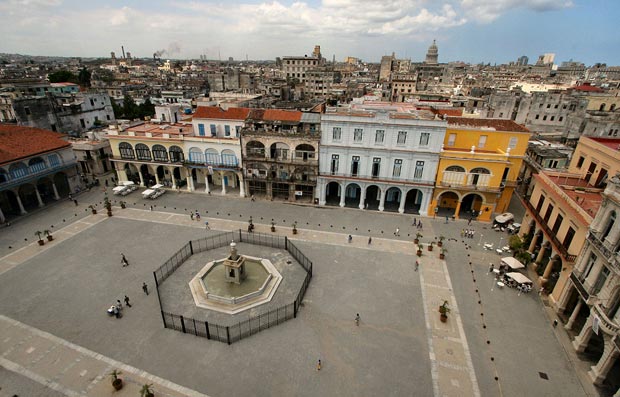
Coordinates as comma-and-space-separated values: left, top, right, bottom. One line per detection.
0, 0, 618, 65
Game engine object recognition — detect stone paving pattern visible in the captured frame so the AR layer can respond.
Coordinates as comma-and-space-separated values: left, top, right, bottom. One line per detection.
0, 189, 600, 396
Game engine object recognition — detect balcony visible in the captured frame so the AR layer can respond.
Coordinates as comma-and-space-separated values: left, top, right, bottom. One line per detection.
1, 161, 76, 190
591, 303, 620, 336
439, 181, 501, 193
569, 272, 590, 301
245, 150, 318, 165
109, 154, 185, 164
321, 172, 435, 186
523, 198, 577, 262
246, 173, 317, 184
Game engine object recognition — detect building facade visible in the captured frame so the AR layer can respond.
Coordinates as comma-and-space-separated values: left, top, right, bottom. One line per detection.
431, 118, 530, 222
317, 104, 446, 215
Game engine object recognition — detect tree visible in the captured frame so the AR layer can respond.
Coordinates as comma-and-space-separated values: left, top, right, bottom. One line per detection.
122, 94, 139, 120
48, 70, 77, 83
77, 67, 91, 88
93, 68, 114, 84
138, 98, 155, 120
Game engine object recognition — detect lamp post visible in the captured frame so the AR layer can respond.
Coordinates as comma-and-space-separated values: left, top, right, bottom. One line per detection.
478, 233, 484, 246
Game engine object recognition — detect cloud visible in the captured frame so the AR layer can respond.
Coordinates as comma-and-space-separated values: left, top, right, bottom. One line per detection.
109, 6, 130, 26
460, 0, 574, 22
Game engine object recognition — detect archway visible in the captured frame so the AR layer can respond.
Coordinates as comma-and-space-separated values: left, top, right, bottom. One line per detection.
205, 148, 219, 165
384, 187, 402, 212
545, 255, 563, 293
169, 146, 184, 162
36, 177, 55, 203
344, 183, 361, 208
140, 164, 154, 186
0, 190, 22, 218
52, 173, 70, 197
152, 144, 168, 162
156, 166, 167, 185
270, 142, 290, 160
246, 141, 265, 158
364, 185, 381, 210
17, 184, 39, 211
295, 144, 316, 161
325, 181, 341, 206
404, 189, 423, 214
459, 193, 484, 218
188, 147, 204, 164
582, 325, 605, 366
135, 143, 152, 161
436, 191, 459, 217
221, 149, 238, 167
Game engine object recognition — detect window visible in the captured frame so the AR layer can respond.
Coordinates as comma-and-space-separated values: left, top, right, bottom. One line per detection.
48, 154, 60, 167
397, 131, 407, 145
393, 159, 402, 177
536, 195, 545, 212
593, 267, 610, 294
576, 156, 585, 168
447, 133, 456, 147
543, 115, 547, 121
535, 114, 539, 120
210, 124, 217, 136
563, 226, 575, 250
550, 116, 555, 121
554, 104, 558, 109
602, 211, 616, 240
235, 126, 241, 137
152, 145, 168, 162
90, 99, 94, 106
119, 142, 134, 160
224, 125, 231, 137
354, 128, 363, 142
582, 253, 597, 281
404, 159, 421, 180
106, 115, 111, 121
552, 214, 563, 234
351, 156, 360, 176
559, 116, 563, 122
331, 154, 339, 174
543, 204, 554, 223
332, 127, 342, 141
375, 130, 384, 144
198, 124, 205, 136
419, 132, 430, 146
169, 146, 184, 162
371, 158, 381, 177
508, 137, 518, 149
547, 104, 551, 109
135, 143, 151, 161
478, 135, 487, 149
24, 106, 31, 115
80, 119, 86, 128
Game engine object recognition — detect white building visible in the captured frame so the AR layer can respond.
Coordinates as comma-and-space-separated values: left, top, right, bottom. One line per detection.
317, 103, 446, 215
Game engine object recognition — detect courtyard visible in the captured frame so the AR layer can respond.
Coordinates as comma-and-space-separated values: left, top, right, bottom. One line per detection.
0, 189, 594, 396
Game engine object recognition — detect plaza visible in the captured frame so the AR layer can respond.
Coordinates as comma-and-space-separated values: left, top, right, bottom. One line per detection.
0, 188, 597, 396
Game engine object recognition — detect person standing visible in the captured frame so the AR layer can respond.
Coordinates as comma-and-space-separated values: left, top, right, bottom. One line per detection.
317, 359, 322, 371
195, 211, 201, 221
445, 216, 449, 224
116, 299, 123, 310
121, 253, 129, 267
73, 199, 78, 206
190, 212, 194, 221
368, 236, 372, 245
149, 205, 153, 211
348, 235, 352, 243
355, 313, 360, 326
142, 282, 149, 295
205, 221, 210, 230
394, 227, 400, 237
415, 260, 419, 271
124, 295, 131, 307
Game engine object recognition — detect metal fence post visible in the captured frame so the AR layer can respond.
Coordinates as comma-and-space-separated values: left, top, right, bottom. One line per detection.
294, 299, 297, 318
226, 326, 231, 345
180, 315, 186, 333
189, 240, 193, 255
239, 229, 242, 242
285, 236, 288, 250
193, 318, 198, 336
205, 321, 211, 339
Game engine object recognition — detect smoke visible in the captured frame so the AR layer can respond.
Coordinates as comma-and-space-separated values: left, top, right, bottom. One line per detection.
153, 42, 182, 58
154, 49, 166, 57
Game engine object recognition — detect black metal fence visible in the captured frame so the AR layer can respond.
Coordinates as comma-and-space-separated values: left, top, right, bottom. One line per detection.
153, 230, 313, 344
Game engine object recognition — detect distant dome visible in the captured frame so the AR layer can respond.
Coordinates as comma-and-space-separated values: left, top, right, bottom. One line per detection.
425, 40, 438, 64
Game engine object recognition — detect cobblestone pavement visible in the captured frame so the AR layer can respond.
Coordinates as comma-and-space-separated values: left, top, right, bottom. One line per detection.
0, 191, 595, 396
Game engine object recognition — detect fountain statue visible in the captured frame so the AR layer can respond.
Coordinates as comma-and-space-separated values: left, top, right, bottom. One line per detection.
223, 241, 246, 284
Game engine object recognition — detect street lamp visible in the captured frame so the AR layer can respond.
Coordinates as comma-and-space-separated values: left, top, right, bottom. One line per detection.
478, 233, 484, 246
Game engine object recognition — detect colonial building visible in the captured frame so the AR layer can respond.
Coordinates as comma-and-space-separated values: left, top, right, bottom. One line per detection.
0, 125, 79, 223
317, 102, 446, 215
555, 173, 620, 394
519, 137, 620, 305
431, 118, 530, 222
241, 109, 320, 202
282, 45, 325, 84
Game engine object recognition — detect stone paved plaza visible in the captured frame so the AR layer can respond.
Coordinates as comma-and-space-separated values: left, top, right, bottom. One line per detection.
0, 189, 599, 396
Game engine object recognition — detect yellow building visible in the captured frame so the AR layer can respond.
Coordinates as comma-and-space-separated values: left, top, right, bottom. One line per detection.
519, 136, 620, 306
430, 117, 530, 222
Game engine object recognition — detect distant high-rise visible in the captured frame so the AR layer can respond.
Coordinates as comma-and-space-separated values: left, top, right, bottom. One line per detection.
425, 40, 438, 64
517, 56, 529, 66
536, 53, 555, 66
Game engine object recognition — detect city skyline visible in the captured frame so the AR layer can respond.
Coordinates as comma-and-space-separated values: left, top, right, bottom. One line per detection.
0, 0, 619, 65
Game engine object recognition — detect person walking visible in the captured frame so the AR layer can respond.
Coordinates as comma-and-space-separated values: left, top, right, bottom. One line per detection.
355, 313, 360, 326
394, 227, 400, 237
73, 199, 78, 206
415, 260, 419, 271
251, 195, 255, 202
368, 236, 372, 245
124, 295, 131, 307
412, 218, 417, 226
317, 359, 322, 371
195, 211, 201, 221
142, 282, 149, 295
121, 253, 129, 267
205, 221, 210, 230
190, 212, 194, 221
348, 235, 352, 243
116, 299, 123, 310
489, 263, 494, 274
149, 205, 153, 211
445, 216, 449, 224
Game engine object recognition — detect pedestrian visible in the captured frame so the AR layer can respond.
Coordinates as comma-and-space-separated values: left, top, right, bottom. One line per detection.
205, 221, 210, 230
368, 236, 372, 245
445, 216, 449, 224
195, 211, 201, 221
348, 235, 352, 243
113, 306, 120, 318
489, 263, 494, 273
73, 199, 78, 206
553, 319, 558, 328
470, 230, 475, 239
418, 221, 423, 230
116, 299, 123, 310
251, 194, 255, 202
413, 218, 417, 226
190, 212, 194, 221
149, 205, 153, 211
415, 260, 419, 271
317, 359, 322, 371
142, 282, 149, 295
124, 295, 131, 307
69, 193, 73, 201
355, 313, 360, 326
121, 253, 129, 267
394, 227, 400, 236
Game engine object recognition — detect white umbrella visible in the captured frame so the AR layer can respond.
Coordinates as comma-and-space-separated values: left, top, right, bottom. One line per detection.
506, 272, 532, 284
501, 256, 525, 270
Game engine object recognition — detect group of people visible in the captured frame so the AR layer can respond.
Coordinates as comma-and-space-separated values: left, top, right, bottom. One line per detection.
190, 211, 201, 221
412, 218, 423, 229
107, 296, 131, 318
461, 229, 476, 239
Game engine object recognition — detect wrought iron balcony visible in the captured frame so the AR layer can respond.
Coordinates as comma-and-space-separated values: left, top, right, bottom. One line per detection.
439, 181, 501, 193
523, 198, 577, 262
321, 172, 435, 185
591, 303, 620, 336
587, 231, 620, 274
0, 161, 76, 190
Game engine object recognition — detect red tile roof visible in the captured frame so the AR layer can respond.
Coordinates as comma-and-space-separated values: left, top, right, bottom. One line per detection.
0, 125, 71, 164
588, 137, 620, 150
262, 109, 302, 122
447, 117, 530, 133
572, 83, 604, 92
193, 106, 252, 120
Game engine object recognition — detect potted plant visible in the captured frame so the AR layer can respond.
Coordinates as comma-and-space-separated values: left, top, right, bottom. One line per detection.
292, 221, 298, 235
416, 245, 423, 257
44, 229, 53, 242
109, 369, 123, 391
88, 205, 97, 215
271, 219, 276, 232
414, 232, 423, 244
428, 241, 434, 251
140, 383, 154, 397
440, 247, 447, 260
120, 201, 126, 209
34, 231, 45, 246
439, 300, 450, 322
438, 235, 445, 247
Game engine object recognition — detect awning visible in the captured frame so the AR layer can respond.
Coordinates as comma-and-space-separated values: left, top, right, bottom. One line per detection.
142, 189, 155, 197
506, 272, 532, 284
152, 184, 164, 189
501, 256, 525, 270
494, 213, 514, 224
112, 186, 126, 192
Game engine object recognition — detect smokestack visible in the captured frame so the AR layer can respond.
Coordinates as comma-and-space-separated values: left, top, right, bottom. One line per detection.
121, 46, 126, 59
153, 53, 157, 61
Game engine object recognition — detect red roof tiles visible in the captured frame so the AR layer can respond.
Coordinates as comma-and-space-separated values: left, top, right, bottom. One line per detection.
447, 117, 530, 133
193, 106, 252, 120
262, 109, 302, 122
0, 125, 71, 164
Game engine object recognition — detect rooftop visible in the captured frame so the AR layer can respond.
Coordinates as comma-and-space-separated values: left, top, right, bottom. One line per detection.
193, 106, 252, 121
447, 117, 530, 133
587, 137, 620, 151
0, 125, 70, 164
114, 122, 194, 138
537, 172, 604, 221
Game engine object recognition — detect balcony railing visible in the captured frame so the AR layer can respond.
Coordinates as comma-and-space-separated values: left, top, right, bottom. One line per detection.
321, 172, 435, 185
523, 198, 577, 262
246, 173, 317, 183
245, 150, 318, 164
1, 161, 76, 190
109, 154, 185, 164
587, 231, 620, 274
439, 181, 501, 193
592, 303, 619, 335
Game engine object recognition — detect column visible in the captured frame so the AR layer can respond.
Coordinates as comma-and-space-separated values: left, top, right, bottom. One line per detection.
318, 180, 325, 206
358, 186, 366, 210
528, 230, 539, 252
556, 281, 576, 313
34, 187, 44, 207
565, 299, 583, 330
542, 256, 556, 281
536, 241, 548, 263
572, 320, 593, 353
15, 193, 27, 215
138, 170, 145, 187
266, 182, 273, 200
378, 187, 386, 212
398, 191, 406, 214
589, 344, 619, 386
220, 172, 227, 195
339, 183, 346, 207
204, 170, 210, 194
51, 183, 60, 200
116, 166, 128, 182
186, 174, 195, 192
288, 184, 295, 202
170, 168, 177, 190
454, 200, 462, 219
0, 207, 5, 223
419, 190, 430, 217
238, 173, 246, 197
154, 173, 160, 185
